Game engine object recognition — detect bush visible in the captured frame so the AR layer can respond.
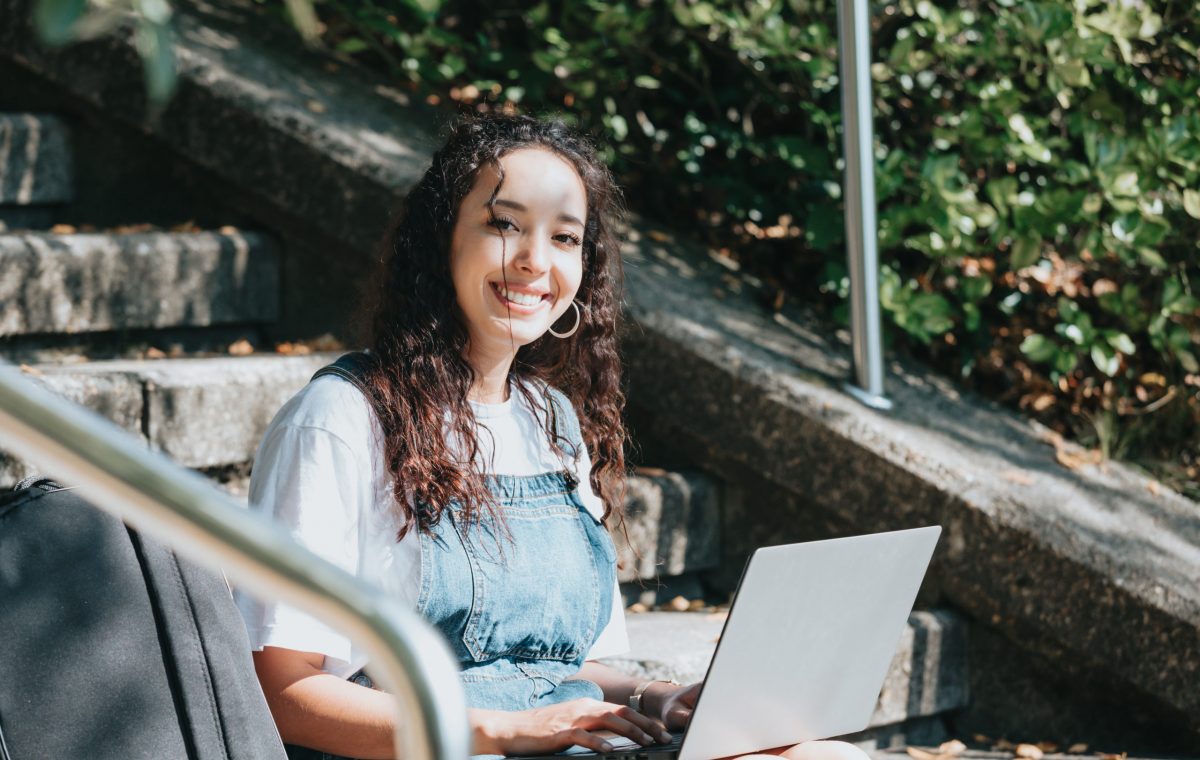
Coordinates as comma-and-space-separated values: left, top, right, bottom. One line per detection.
265, 0, 1199, 494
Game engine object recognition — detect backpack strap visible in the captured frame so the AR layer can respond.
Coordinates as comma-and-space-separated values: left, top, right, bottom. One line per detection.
310, 351, 375, 397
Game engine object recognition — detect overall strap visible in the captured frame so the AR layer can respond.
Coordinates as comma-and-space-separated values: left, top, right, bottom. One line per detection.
310, 350, 375, 397
543, 385, 585, 481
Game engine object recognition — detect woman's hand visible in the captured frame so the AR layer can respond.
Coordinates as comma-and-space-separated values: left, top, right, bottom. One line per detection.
472, 698, 673, 755
645, 682, 703, 731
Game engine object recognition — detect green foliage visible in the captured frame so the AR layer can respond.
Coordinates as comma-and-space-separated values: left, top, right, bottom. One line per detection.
278, 0, 1199, 483
42, 0, 1195, 482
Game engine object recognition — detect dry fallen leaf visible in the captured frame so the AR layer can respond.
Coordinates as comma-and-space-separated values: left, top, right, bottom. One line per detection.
994, 739, 1016, 751
1146, 481, 1161, 496
1015, 743, 1044, 759
972, 734, 991, 744
145, 347, 166, 359
50, 223, 77, 234
706, 611, 729, 622
1097, 754, 1126, 760
19, 364, 43, 376
687, 598, 707, 611
666, 596, 690, 612
113, 223, 154, 234
1031, 394, 1055, 411
1002, 469, 1034, 486
905, 748, 939, 760
275, 341, 312, 356
1036, 742, 1058, 753
648, 230, 671, 243
1055, 446, 1103, 470
938, 740, 966, 756
1066, 744, 1088, 754
219, 225, 240, 234
306, 333, 345, 351
228, 338, 254, 356
306, 99, 327, 113
626, 602, 648, 614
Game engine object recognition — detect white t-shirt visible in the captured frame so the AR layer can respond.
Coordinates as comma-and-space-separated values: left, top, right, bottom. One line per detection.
236, 375, 629, 678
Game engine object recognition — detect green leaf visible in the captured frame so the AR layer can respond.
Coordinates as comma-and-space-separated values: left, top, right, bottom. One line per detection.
961, 275, 993, 302
963, 302, 982, 332
986, 177, 1018, 219
1179, 350, 1200, 373
1167, 325, 1193, 353
1021, 334, 1058, 363
1011, 233, 1042, 268
336, 38, 370, 53
1052, 349, 1080, 376
1137, 247, 1168, 270
1162, 277, 1182, 308
1105, 331, 1137, 355
33, 0, 87, 45
634, 75, 662, 89
1091, 343, 1120, 376
1184, 189, 1200, 219
135, 18, 176, 105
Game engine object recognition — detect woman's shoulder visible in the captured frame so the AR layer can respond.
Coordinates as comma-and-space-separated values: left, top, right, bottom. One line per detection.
267, 374, 377, 455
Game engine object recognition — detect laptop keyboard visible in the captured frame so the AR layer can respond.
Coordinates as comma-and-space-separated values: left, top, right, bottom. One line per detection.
506, 733, 683, 759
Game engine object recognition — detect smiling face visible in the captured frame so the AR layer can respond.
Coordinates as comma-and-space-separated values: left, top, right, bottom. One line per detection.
449, 147, 588, 356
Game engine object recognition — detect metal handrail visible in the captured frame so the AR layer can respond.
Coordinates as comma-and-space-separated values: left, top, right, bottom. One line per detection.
0, 360, 470, 760
837, 0, 893, 412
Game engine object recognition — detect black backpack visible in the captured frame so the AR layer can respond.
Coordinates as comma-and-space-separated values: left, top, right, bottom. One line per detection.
0, 476, 286, 760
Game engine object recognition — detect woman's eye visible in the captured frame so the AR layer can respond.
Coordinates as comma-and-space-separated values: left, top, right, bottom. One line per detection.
556, 232, 582, 247
488, 216, 517, 232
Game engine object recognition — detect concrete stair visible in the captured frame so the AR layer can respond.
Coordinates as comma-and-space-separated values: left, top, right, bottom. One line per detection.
0, 113, 72, 230
0, 230, 279, 335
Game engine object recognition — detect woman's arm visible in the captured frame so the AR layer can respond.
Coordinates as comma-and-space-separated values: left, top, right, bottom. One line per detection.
254, 647, 408, 758
255, 648, 670, 757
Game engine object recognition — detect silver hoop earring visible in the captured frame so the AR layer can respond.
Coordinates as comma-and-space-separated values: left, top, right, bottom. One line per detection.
548, 300, 582, 339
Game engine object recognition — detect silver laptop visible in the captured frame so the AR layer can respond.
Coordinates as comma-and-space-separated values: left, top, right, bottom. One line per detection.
510, 525, 941, 760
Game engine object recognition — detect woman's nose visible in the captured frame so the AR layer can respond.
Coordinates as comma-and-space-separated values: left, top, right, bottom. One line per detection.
514, 233, 550, 273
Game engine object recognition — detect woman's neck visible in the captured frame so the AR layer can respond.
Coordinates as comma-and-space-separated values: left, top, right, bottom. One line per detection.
466, 343, 516, 404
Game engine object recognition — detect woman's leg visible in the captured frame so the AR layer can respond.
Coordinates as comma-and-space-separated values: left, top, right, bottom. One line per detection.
726, 739, 874, 760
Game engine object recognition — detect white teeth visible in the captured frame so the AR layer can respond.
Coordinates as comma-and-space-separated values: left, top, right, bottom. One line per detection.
497, 286, 544, 307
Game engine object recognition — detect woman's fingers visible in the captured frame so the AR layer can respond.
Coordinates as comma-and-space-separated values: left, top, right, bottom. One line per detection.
564, 727, 614, 753
665, 704, 692, 730
597, 706, 672, 745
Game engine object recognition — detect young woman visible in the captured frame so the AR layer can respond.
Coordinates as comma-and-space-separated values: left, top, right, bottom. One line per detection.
237, 114, 870, 760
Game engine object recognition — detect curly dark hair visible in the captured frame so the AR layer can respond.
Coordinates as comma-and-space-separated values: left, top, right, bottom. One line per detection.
353, 113, 629, 540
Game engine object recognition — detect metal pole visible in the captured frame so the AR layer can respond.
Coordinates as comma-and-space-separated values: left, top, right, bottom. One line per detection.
0, 361, 471, 760
837, 0, 893, 411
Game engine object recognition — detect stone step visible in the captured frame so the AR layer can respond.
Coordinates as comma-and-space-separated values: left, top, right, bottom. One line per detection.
617, 468, 720, 583
0, 229, 279, 336
598, 609, 969, 732
0, 113, 72, 210
0, 353, 337, 486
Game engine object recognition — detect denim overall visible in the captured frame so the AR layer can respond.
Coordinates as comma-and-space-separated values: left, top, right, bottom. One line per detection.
285, 352, 617, 759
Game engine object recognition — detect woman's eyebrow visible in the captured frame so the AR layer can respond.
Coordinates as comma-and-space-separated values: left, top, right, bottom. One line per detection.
490, 198, 584, 227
